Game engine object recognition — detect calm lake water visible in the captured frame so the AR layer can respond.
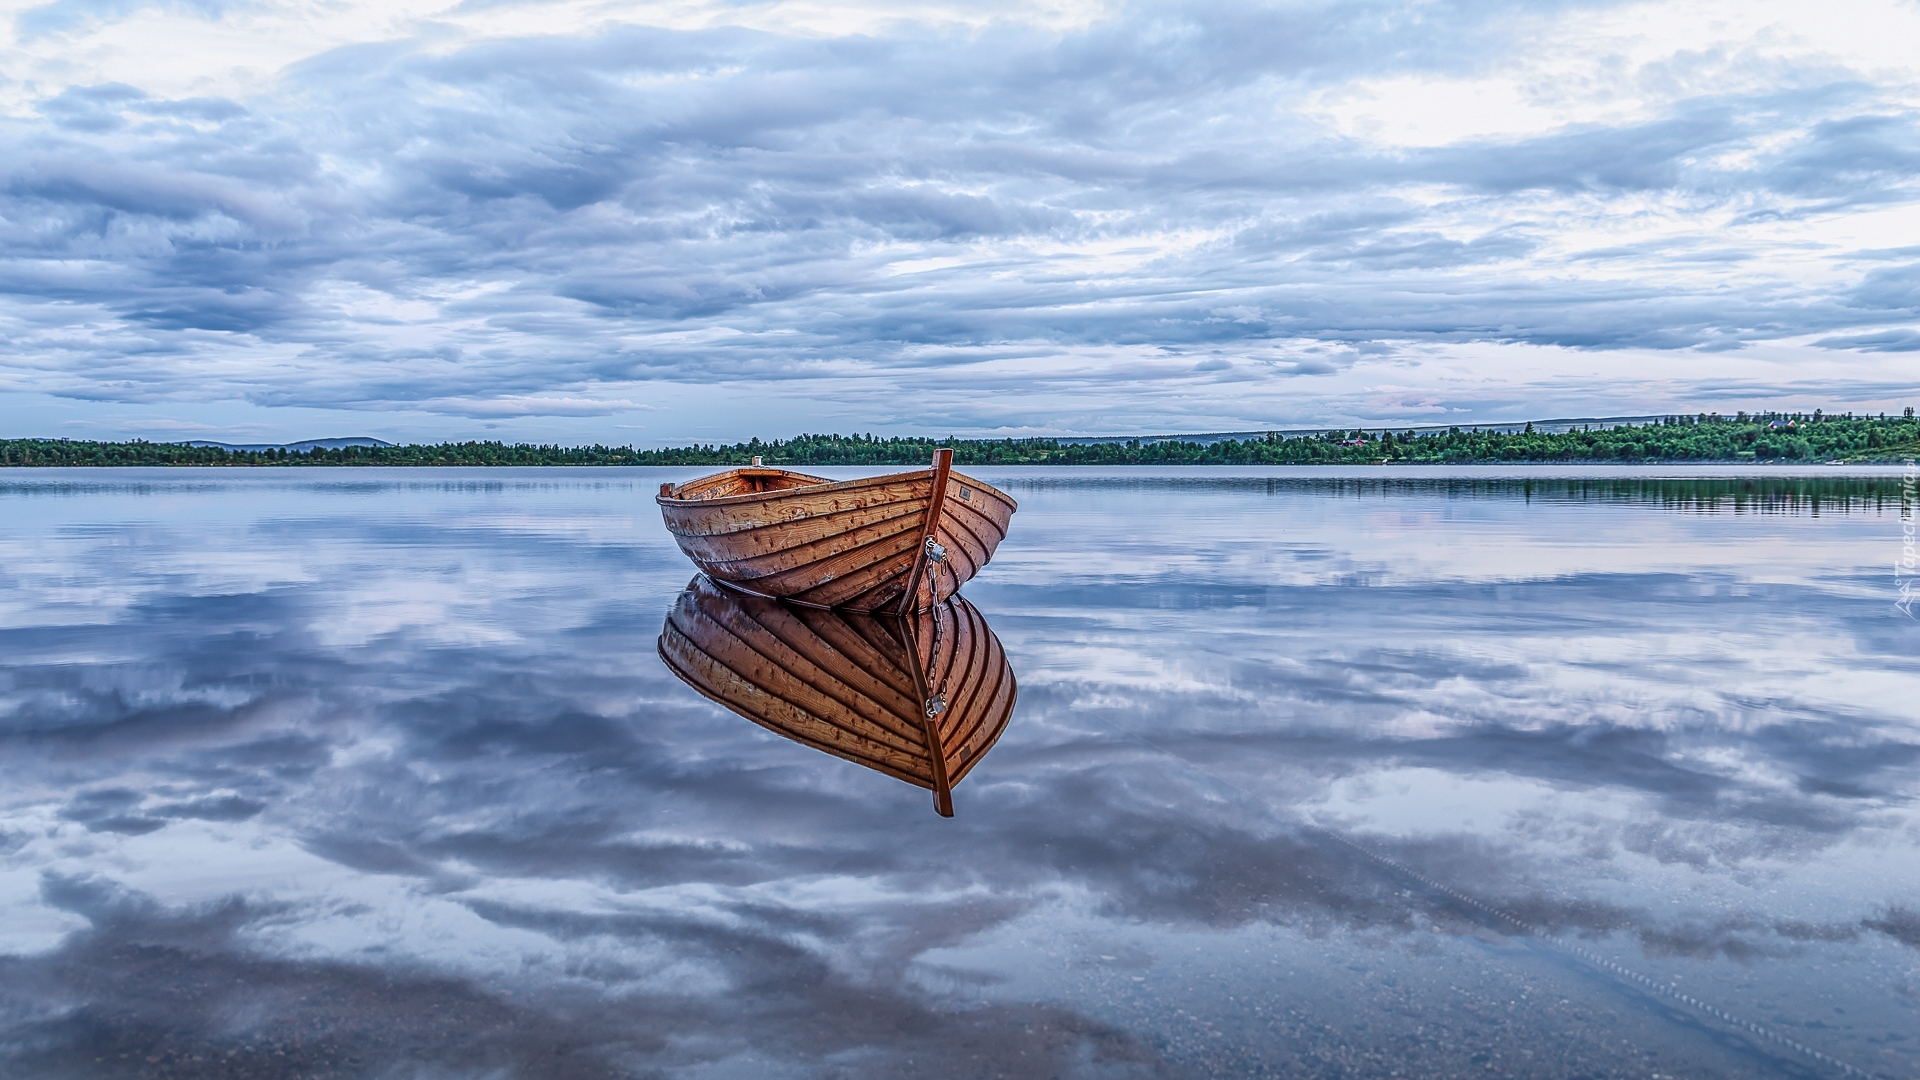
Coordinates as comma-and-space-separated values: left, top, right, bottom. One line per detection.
2, 465, 1916, 1079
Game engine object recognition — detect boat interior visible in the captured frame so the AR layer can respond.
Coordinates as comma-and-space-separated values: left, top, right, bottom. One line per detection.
662, 468, 831, 501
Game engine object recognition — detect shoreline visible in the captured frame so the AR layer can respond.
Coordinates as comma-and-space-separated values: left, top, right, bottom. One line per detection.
4, 462, 1913, 475
9, 414, 1917, 469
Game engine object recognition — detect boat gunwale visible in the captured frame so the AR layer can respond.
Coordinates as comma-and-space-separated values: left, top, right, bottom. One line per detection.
657, 465, 1018, 513
704, 571, 886, 613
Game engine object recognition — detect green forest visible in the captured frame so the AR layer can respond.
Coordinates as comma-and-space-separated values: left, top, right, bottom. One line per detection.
4, 410, 1918, 467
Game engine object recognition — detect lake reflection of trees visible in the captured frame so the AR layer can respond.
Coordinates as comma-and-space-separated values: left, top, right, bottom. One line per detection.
1002, 475, 1910, 515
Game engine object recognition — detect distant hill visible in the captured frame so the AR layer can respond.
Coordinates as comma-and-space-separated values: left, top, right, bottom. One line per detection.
180, 437, 394, 452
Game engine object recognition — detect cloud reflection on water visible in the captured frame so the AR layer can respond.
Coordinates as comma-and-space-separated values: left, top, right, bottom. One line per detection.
0, 468, 1916, 1078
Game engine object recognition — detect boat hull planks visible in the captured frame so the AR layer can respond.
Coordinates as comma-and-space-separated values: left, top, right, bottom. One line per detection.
658, 574, 1017, 816
657, 454, 1016, 613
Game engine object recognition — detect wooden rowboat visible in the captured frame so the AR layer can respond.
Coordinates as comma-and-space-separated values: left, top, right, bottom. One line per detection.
656, 449, 1016, 614
658, 573, 1016, 816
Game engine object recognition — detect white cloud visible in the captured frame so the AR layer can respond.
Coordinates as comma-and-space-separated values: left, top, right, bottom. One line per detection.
0, 0, 1918, 442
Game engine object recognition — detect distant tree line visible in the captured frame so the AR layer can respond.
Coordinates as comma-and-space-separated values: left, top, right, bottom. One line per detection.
4, 410, 1918, 467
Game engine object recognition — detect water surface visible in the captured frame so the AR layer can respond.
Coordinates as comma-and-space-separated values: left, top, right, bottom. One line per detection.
2, 466, 1916, 1079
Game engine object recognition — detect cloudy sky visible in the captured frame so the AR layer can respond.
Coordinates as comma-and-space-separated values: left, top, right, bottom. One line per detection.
2, 0, 1918, 445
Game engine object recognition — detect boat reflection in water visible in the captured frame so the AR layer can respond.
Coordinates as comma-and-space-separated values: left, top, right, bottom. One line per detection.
658, 574, 1016, 816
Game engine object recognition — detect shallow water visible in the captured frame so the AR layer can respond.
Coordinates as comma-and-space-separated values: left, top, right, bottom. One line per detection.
1, 465, 1916, 1079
